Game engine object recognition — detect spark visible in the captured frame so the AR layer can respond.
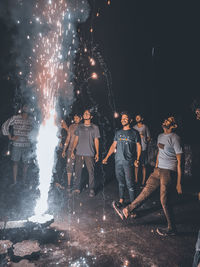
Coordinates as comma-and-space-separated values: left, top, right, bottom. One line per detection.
91, 72, 98, 79
114, 111, 119, 118
89, 58, 96, 66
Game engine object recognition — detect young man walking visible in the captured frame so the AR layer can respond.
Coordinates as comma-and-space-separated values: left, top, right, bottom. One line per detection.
71, 109, 100, 197
103, 111, 141, 206
133, 114, 151, 185
62, 114, 82, 191
113, 116, 183, 236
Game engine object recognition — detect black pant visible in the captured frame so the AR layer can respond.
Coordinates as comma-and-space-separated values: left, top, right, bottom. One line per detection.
74, 155, 95, 191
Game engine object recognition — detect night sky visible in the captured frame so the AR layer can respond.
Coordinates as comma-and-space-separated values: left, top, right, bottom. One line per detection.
0, 0, 200, 144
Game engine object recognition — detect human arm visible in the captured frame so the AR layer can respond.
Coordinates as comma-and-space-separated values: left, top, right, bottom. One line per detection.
102, 141, 117, 164
61, 120, 69, 132
1, 116, 18, 140
71, 135, 79, 159
62, 131, 71, 158
94, 138, 99, 162
134, 142, 141, 167
176, 153, 182, 194
155, 150, 159, 168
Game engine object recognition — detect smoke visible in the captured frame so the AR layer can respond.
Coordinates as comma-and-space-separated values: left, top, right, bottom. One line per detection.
0, 0, 90, 118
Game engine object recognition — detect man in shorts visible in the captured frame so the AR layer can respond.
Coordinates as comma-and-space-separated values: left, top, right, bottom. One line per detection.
62, 114, 82, 191
133, 114, 151, 186
1, 104, 34, 185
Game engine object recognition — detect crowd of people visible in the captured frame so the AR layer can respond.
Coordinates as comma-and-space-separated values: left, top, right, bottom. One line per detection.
1, 104, 200, 266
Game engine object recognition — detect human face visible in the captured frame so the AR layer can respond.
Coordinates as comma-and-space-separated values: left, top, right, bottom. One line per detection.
135, 115, 142, 123
74, 115, 81, 124
22, 105, 30, 114
83, 110, 91, 120
196, 108, 200, 120
121, 114, 130, 126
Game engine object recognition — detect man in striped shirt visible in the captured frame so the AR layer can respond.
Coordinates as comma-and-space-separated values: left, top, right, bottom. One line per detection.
1, 104, 34, 185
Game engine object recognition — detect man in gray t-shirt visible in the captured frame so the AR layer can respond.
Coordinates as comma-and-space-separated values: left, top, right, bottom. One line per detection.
62, 114, 82, 191
133, 114, 151, 185
113, 116, 183, 237
71, 109, 100, 197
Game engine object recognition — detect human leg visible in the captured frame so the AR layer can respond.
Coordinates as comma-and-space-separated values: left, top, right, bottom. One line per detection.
124, 163, 135, 202
73, 155, 84, 192
84, 156, 95, 196
115, 162, 126, 203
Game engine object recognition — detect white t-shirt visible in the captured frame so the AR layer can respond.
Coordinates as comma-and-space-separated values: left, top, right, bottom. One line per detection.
157, 132, 183, 171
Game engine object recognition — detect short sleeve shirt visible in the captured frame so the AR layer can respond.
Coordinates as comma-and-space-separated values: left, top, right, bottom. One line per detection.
133, 124, 150, 151
114, 128, 141, 162
157, 132, 183, 171
75, 123, 100, 156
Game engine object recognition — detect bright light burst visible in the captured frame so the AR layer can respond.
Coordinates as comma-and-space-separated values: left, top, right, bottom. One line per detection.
27, 0, 89, 221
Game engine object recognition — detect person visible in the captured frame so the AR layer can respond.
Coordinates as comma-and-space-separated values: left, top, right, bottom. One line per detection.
113, 116, 183, 236
102, 111, 141, 207
71, 109, 100, 197
1, 104, 34, 185
62, 114, 82, 192
133, 114, 151, 186
192, 107, 200, 267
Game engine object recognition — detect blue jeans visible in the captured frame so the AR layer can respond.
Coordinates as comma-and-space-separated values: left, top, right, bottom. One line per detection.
115, 161, 135, 202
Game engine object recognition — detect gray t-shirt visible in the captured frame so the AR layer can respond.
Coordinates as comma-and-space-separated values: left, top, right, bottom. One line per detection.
157, 132, 183, 171
133, 124, 150, 151
75, 123, 100, 156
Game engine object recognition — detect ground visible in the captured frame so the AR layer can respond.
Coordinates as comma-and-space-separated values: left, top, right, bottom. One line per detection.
0, 155, 199, 267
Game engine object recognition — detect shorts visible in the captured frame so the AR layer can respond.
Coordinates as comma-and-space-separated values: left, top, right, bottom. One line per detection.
140, 150, 148, 166
66, 150, 75, 173
11, 145, 32, 163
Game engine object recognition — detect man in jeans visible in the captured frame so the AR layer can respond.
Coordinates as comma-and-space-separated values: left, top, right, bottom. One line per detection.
113, 116, 183, 236
71, 109, 100, 197
103, 111, 141, 207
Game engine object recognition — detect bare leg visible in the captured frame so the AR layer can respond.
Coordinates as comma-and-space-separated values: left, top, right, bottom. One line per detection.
67, 173, 72, 187
142, 166, 146, 185
135, 167, 139, 183
22, 163, 28, 182
13, 161, 18, 184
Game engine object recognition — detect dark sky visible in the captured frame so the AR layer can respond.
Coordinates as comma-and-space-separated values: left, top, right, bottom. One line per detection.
0, 0, 200, 142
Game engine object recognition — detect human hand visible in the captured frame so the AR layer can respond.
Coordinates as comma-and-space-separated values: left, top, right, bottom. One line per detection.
95, 154, 99, 162
176, 183, 182, 194
134, 160, 139, 168
61, 120, 68, 131
62, 151, 66, 158
71, 151, 75, 159
102, 158, 108, 164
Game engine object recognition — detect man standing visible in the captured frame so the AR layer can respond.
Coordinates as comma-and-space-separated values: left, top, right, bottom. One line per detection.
71, 109, 100, 197
113, 116, 183, 236
103, 111, 141, 207
133, 114, 151, 185
62, 114, 82, 191
1, 104, 34, 185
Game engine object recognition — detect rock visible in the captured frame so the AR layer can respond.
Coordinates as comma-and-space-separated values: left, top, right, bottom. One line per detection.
0, 240, 13, 254
13, 240, 40, 257
10, 259, 36, 267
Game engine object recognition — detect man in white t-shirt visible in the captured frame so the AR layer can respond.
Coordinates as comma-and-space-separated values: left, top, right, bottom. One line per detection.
133, 114, 151, 185
113, 116, 183, 236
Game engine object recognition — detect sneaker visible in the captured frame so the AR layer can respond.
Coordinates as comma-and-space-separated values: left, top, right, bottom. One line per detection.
156, 227, 177, 236
89, 190, 95, 197
112, 201, 125, 220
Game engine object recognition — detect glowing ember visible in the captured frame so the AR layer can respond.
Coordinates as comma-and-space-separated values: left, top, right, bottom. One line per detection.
91, 72, 98, 79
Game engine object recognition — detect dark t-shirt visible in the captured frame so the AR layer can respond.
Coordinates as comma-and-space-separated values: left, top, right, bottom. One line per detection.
114, 128, 141, 162
75, 123, 100, 156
